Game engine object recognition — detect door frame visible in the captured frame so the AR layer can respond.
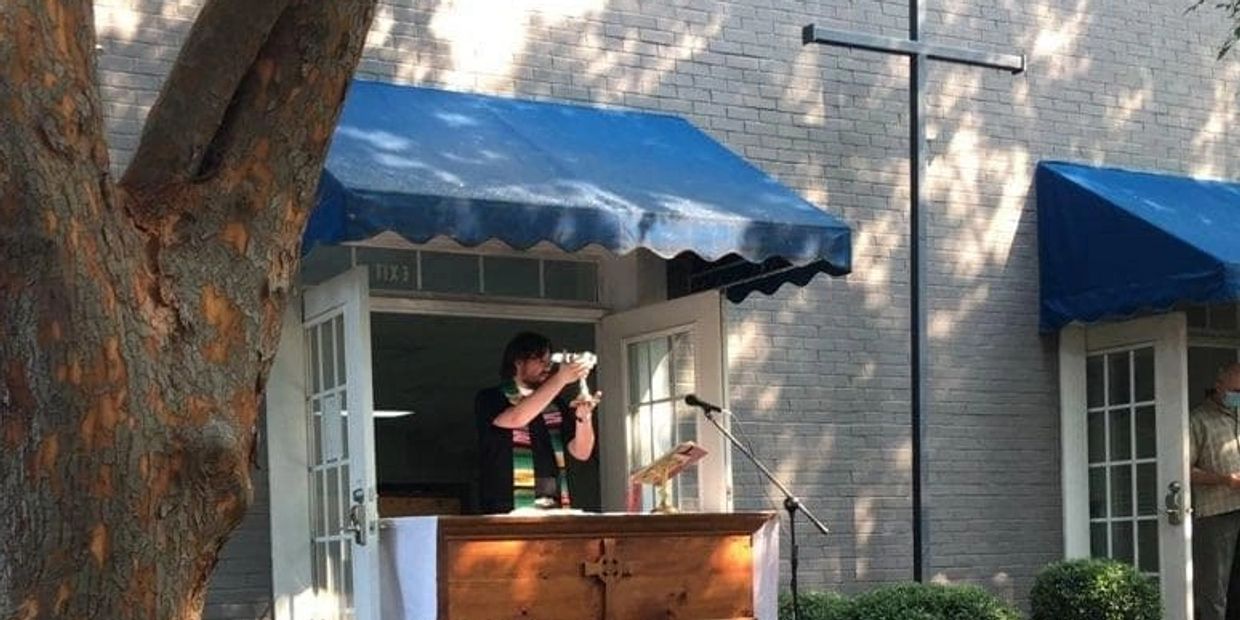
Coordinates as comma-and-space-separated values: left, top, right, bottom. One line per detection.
267, 292, 609, 620
598, 290, 731, 513
1059, 312, 1190, 620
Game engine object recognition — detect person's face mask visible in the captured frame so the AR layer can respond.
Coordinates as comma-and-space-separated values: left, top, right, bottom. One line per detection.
1224, 390, 1240, 410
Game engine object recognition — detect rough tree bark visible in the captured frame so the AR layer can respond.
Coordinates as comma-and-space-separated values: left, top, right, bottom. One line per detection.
0, 1, 378, 618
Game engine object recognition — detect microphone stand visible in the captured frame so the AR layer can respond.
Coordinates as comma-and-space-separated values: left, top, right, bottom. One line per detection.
696, 404, 829, 620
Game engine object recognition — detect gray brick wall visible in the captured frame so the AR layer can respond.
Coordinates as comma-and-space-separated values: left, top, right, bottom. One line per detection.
91, 0, 1240, 612
201, 423, 272, 620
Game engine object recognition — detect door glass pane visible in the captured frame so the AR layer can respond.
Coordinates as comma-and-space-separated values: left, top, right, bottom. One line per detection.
324, 394, 343, 462
1138, 520, 1159, 573
626, 330, 698, 511
326, 467, 341, 534
652, 399, 674, 461
310, 329, 322, 393
1109, 353, 1131, 405
342, 543, 354, 604
1089, 467, 1107, 518
1134, 406, 1155, 459
327, 540, 341, 602
314, 543, 327, 598
1112, 521, 1134, 564
322, 322, 336, 390
1090, 523, 1108, 557
1133, 348, 1154, 402
1136, 463, 1157, 516
674, 399, 700, 512
312, 398, 323, 464
1087, 356, 1105, 408
1110, 465, 1133, 517
1088, 411, 1105, 463
340, 392, 349, 456
312, 469, 325, 536
629, 342, 650, 406
1085, 347, 1159, 578
671, 332, 696, 392
1109, 410, 1131, 460
335, 317, 346, 384
650, 337, 671, 401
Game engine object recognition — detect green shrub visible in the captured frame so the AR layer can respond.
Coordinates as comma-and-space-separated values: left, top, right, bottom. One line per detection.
778, 591, 850, 620
779, 584, 1019, 620
1029, 558, 1161, 620
846, 583, 1021, 620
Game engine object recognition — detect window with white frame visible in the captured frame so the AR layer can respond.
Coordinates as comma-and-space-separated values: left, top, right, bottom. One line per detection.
1086, 347, 1159, 575
626, 330, 700, 511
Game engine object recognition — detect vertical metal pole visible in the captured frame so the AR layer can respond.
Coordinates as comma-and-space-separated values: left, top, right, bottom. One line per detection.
909, 0, 930, 584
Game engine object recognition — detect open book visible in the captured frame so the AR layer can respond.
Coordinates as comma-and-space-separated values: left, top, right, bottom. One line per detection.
626, 441, 708, 512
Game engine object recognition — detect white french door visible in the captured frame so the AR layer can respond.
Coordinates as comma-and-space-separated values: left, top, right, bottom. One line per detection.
302, 267, 380, 620
1060, 313, 1190, 620
598, 291, 729, 513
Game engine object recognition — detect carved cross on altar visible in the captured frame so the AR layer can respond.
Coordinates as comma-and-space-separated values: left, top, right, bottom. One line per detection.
581, 538, 634, 620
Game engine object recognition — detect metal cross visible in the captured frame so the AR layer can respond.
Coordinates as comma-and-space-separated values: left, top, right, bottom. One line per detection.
803, 5, 1025, 583
581, 538, 634, 620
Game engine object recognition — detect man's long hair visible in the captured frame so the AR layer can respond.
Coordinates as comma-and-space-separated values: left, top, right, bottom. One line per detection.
500, 332, 552, 379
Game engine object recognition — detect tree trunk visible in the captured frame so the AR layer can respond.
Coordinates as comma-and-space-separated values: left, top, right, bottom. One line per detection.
0, 2, 377, 618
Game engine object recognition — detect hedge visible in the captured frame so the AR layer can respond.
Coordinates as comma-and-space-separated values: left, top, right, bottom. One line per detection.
779, 583, 1019, 620
1029, 558, 1161, 620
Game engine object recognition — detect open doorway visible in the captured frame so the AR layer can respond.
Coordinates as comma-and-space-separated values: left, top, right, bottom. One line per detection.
1189, 346, 1240, 410
368, 313, 599, 515
1188, 344, 1240, 620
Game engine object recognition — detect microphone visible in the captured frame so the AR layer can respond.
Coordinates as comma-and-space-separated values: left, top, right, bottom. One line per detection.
684, 394, 722, 413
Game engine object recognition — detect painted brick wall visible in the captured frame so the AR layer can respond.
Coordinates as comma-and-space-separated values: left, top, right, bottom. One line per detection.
90, 0, 1240, 611
201, 430, 273, 620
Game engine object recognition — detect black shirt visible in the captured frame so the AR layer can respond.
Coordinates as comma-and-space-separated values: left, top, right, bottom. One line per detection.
474, 386, 576, 514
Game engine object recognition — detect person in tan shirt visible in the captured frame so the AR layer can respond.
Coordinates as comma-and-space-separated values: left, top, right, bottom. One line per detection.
1191, 362, 1240, 620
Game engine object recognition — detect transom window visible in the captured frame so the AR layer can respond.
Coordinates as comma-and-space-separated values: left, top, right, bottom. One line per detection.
1185, 303, 1239, 332
300, 244, 599, 303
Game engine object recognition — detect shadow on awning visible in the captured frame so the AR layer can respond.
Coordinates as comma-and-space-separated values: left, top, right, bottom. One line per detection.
306, 80, 852, 301
1037, 161, 1240, 331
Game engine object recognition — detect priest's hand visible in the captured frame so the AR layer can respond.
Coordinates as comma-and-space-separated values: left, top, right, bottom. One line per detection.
568, 391, 600, 461
550, 360, 592, 387
571, 391, 602, 418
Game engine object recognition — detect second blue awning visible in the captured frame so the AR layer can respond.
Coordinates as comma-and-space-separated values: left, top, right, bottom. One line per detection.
1038, 161, 1240, 331
306, 81, 851, 299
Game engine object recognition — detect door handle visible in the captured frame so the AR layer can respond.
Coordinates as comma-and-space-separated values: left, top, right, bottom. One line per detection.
1165, 481, 1189, 525
345, 488, 369, 546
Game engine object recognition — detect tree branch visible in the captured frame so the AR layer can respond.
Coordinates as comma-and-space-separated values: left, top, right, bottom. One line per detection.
0, 1, 110, 182
133, 0, 378, 400
192, 0, 378, 237
1187, 0, 1240, 59
119, 0, 291, 195
200, 1, 376, 188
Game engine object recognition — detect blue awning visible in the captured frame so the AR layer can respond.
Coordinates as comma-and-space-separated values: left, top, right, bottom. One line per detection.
306, 80, 851, 299
1037, 161, 1240, 331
